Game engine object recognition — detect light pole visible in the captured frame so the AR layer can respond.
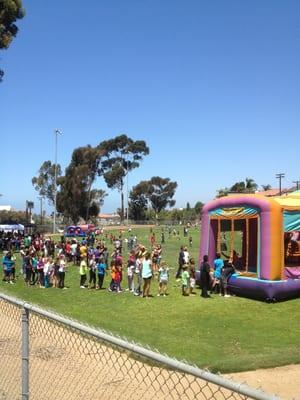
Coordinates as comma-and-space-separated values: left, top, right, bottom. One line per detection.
126, 155, 129, 226
38, 196, 43, 225
53, 129, 62, 234
276, 173, 285, 196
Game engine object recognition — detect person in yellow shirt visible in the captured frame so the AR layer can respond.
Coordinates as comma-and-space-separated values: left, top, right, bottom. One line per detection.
79, 256, 88, 288
80, 241, 88, 260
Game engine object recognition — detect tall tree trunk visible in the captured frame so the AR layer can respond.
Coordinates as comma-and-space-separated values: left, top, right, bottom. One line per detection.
121, 191, 124, 221
85, 179, 93, 223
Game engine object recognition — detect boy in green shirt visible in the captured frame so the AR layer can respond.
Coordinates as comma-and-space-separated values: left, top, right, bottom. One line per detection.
181, 264, 190, 296
79, 257, 88, 288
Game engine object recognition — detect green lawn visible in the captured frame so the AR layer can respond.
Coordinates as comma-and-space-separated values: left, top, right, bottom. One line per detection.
1, 225, 300, 373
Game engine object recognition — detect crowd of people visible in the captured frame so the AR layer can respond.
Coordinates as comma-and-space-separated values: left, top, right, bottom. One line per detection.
1, 228, 235, 299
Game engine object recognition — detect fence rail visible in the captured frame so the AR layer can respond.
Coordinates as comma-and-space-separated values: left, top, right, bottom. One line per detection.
0, 292, 279, 400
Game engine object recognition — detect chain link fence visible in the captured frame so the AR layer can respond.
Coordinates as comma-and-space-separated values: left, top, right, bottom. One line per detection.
0, 292, 279, 400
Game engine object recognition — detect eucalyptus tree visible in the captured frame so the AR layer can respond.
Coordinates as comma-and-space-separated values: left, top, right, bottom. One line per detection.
32, 161, 62, 205
57, 145, 106, 224
147, 176, 177, 216
128, 181, 149, 221
98, 134, 149, 221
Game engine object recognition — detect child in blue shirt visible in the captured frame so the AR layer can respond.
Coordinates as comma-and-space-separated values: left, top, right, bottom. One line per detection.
96, 257, 107, 289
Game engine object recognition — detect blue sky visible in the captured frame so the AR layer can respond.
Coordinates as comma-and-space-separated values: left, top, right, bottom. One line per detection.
1, 0, 300, 215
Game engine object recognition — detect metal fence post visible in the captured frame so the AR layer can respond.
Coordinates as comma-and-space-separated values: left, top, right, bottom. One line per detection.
21, 306, 29, 400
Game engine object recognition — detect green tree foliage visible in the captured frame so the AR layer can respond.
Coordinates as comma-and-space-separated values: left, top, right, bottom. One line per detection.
0, 210, 27, 224
261, 184, 272, 191
170, 208, 184, 223
147, 176, 177, 215
32, 161, 62, 204
194, 201, 204, 215
98, 134, 149, 221
56, 146, 106, 224
69, 145, 105, 220
245, 177, 258, 192
128, 181, 149, 220
216, 187, 230, 198
0, 0, 25, 81
217, 178, 258, 197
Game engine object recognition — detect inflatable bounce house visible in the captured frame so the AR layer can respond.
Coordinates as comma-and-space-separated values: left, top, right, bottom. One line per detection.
65, 224, 96, 237
200, 190, 300, 301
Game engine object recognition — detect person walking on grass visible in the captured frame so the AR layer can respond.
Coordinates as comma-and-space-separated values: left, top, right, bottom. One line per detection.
176, 246, 185, 279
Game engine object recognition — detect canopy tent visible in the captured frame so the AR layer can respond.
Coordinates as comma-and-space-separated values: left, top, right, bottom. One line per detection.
0, 224, 25, 232
273, 190, 300, 210
273, 190, 300, 232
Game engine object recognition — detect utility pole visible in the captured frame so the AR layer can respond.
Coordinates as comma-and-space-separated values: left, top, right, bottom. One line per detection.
276, 173, 285, 196
292, 180, 300, 190
53, 129, 62, 234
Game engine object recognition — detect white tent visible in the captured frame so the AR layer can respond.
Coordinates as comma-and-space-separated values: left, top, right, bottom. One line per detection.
0, 224, 25, 232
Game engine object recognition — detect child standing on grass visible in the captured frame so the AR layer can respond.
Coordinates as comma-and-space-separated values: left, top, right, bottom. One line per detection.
58, 255, 66, 289
31, 255, 38, 285
88, 254, 97, 289
37, 256, 44, 288
79, 256, 88, 288
189, 258, 196, 295
142, 252, 153, 298
52, 257, 59, 288
114, 260, 122, 292
200, 255, 211, 298
43, 257, 52, 288
181, 264, 190, 296
157, 261, 169, 297
133, 253, 143, 296
2, 252, 15, 284
96, 256, 106, 289
109, 260, 117, 292
126, 252, 135, 291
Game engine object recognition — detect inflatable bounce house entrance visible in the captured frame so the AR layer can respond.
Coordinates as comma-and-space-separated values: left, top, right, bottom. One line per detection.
200, 191, 300, 301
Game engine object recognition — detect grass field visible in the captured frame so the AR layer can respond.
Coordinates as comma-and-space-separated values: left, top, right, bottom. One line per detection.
1, 225, 300, 374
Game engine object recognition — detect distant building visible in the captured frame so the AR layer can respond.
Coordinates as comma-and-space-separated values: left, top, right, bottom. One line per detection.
98, 213, 121, 225
257, 188, 294, 197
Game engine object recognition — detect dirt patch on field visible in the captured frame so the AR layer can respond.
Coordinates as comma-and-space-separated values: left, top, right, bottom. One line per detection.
226, 365, 300, 399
